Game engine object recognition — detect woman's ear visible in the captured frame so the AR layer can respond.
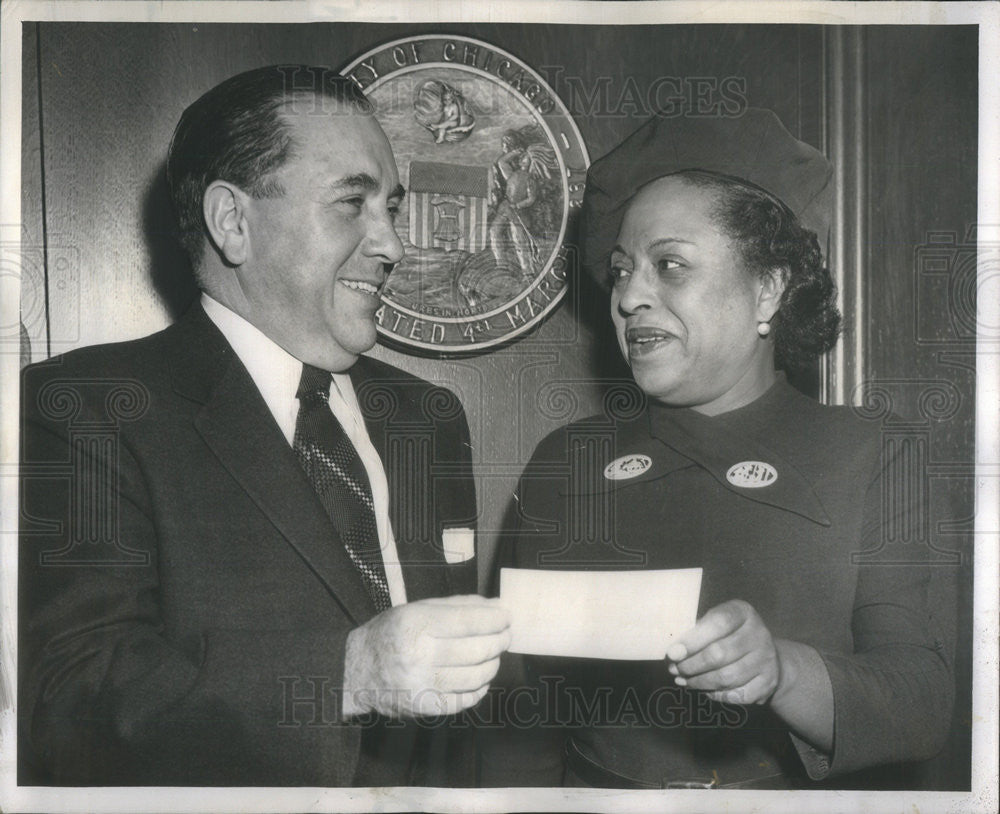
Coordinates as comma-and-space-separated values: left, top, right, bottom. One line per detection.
756, 266, 789, 323
203, 181, 249, 266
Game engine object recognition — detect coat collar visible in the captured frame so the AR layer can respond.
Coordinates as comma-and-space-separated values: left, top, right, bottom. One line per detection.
645, 377, 831, 526
169, 303, 377, 624
560, 413, 697, 495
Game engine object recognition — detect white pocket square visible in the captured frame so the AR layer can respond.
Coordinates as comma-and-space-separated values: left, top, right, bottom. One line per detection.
441, 527, 475, 564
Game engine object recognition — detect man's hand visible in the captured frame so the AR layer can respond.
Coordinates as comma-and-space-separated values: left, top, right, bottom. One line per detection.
666, 599, 782, 705
342, 595, 510, 719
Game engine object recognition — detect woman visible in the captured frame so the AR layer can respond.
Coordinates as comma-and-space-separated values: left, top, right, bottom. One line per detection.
497, 109, 954, 789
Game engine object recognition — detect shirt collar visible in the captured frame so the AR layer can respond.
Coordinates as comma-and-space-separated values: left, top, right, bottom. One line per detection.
201, 294, 367, 446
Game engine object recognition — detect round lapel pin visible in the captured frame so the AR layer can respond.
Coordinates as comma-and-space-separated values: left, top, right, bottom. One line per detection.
604, 454, 653, 481
726, 461, 778, 488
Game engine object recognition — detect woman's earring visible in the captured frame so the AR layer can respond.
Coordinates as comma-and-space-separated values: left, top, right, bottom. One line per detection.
756, 321, 771, 337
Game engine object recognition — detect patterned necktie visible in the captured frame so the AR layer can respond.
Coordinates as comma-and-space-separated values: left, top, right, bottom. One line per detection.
293, 363, 392, 612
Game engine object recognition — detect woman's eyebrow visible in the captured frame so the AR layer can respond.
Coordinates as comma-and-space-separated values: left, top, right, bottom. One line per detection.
647, 237, 694, 250
612, 236, 694, 257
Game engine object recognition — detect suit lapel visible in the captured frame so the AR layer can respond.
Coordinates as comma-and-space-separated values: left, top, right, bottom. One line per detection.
173, 305, 375, 624
351, 356, 450, 602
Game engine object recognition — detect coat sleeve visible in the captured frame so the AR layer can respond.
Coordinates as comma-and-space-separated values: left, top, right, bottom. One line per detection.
791, 433, 956, 780
418, 393, 481, 789
18, 366, 360, 786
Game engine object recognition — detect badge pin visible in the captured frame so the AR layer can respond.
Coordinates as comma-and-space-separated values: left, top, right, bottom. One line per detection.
604, 454, 653, 481
726, 461, 778, 488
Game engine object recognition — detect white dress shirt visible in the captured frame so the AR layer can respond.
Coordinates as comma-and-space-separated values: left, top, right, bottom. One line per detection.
202, 293, 407, 606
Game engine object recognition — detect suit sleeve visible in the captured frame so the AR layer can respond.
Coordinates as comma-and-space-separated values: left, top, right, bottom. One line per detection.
19, 369, 360, 786
792, 434, 956, 780
418, 393, 480, 788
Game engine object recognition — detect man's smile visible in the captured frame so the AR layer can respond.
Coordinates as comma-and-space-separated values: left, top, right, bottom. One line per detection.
340, 278, 382, 296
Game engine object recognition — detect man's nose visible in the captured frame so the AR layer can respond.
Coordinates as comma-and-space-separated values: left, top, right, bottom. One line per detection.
366, 210, 405, 266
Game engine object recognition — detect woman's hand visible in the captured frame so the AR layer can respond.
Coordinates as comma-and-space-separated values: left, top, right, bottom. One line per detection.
666, 599, 781, 705
668, 599, 836, 752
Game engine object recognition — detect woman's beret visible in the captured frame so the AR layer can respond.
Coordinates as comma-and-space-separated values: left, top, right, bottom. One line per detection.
579, 108, 834, 286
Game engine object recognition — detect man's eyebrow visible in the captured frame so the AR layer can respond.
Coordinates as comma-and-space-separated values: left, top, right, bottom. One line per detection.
331, 173, 379, 191
329, 175, 405, 200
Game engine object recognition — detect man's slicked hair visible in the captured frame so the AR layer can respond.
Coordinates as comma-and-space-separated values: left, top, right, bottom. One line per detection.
166, 64, 373, 266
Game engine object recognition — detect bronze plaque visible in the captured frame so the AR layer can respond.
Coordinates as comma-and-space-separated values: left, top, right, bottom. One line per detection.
343, 36, 589, 353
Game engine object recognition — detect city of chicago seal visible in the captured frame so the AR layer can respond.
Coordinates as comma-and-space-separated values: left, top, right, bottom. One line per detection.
343, 36, 589, 353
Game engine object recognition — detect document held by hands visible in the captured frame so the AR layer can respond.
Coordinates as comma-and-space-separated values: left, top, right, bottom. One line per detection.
498, 567, 702, 660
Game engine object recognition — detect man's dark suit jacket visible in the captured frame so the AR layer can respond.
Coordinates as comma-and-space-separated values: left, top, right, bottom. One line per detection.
18, 303, 479, 786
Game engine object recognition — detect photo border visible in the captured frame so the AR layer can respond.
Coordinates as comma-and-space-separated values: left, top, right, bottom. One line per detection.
1, 2, 996, 812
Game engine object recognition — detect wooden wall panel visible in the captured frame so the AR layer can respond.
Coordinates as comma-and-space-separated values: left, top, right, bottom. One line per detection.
863, 25, 977, 791
18, 24, 46, 365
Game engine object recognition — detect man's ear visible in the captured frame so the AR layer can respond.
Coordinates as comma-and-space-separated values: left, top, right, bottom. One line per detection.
756, 266, 788, 323
203, 181, 250, 266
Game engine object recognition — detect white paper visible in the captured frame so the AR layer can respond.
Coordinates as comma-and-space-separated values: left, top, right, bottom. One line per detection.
441, 527, 476, 564
498, 567, 702, 660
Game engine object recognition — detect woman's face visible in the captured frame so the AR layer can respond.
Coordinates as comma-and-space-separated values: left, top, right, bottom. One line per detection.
610, 175, 782, 414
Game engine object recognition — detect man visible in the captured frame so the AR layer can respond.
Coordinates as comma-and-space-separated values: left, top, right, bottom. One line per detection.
19, 65, 509, 786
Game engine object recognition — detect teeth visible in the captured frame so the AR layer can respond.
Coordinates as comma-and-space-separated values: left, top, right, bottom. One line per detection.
342, 280, 379, 294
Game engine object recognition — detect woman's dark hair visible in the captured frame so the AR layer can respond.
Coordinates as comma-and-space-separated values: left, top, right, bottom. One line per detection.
166, 65, 372, 267
675, 170, 841, 371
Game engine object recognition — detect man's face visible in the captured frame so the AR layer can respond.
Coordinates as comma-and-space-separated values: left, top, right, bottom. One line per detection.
237, 101, 404, 371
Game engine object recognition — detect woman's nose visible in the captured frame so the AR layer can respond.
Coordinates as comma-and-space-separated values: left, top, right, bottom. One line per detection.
617, 266, 657, 314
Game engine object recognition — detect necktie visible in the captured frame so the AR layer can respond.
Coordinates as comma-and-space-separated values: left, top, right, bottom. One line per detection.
293, 363, 392, 612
